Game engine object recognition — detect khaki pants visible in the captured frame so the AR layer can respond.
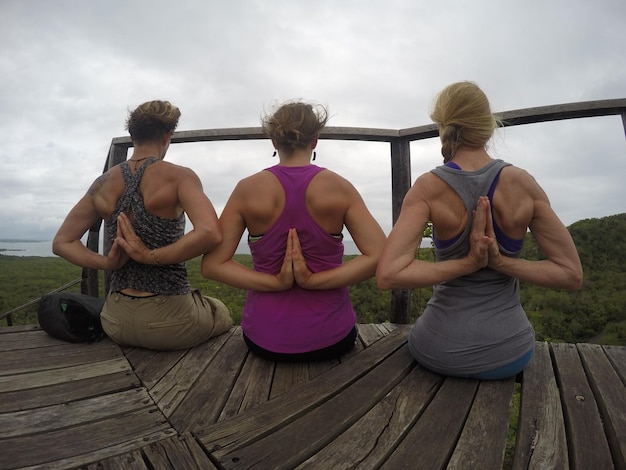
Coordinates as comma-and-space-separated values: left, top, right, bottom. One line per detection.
101, 289, 233, 350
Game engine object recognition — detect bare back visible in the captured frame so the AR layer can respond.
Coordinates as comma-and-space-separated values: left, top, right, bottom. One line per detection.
93, 161, 184, 222
235, 167, 352, 236
423, 163, 538, 242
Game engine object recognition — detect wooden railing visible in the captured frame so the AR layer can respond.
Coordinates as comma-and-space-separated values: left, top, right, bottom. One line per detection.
84, 98, 626, 323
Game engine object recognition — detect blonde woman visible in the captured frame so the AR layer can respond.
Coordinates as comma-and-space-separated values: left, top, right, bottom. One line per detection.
53, 100, 232, 350
377, 82, 582, 379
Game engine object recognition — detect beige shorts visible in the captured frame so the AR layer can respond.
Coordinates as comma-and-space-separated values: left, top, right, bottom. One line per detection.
101, 289, 233, 350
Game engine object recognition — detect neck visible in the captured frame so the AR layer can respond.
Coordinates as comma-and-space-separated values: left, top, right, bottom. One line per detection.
449, 147, 491, 170
278, 148, 314, 167
130, 141, 167, 160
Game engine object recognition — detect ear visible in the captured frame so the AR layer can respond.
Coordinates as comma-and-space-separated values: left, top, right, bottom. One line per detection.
311, 136, 318, 150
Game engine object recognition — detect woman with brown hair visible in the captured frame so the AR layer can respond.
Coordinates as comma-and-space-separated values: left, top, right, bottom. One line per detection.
202, 101, 386, 362
376, 82, 583, 379
53, 100, 232, 350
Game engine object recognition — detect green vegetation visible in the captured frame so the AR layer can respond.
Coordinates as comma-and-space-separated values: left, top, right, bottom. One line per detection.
2, 213, 625, 346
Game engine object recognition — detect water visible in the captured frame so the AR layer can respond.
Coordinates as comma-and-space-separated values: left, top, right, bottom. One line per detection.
0, 239, 361, 257
0, 240, 56, 257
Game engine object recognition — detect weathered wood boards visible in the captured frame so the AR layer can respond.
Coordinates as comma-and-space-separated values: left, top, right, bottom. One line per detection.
1, 323, 625, 469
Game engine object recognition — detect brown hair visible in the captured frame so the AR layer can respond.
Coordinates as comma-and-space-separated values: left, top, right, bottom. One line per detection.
430, 82, 501, 162
125, 100, 181, 144
262, 101, 328, 154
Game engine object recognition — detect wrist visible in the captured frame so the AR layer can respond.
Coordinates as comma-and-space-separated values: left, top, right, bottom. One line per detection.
150, 248, 161, 266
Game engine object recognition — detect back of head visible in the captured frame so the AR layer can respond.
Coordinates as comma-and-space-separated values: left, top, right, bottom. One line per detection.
126, 100, 181, 144
430, 82, 499, 162
262, 101, 328, 154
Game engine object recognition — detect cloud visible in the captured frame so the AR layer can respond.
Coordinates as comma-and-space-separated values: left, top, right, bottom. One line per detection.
0, 0, 625, 244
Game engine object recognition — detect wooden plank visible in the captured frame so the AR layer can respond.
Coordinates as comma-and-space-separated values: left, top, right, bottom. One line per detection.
170, 328, 249, 432
141, 433, 219, 469
0, 339, 122, 375
218, 353, 275, 421
47, 430, 174, 470
380, 322, 400, 333
125, 347, 188, 389
86, 450, 149, 469
196, 325, 410, 453
0, 408, 175, 469
447, 377, 515, 470
148, 328, 234, 417
357, 323, 387, 347
0, 370, 138, 413
0, 328, 80, 352
0, 357, 131, 393
270, 361, 310, 399
551, 342, 614, 470
0, 324, 41, 334
604, 344, 626, 384
0, 388, 155, 438
308, 357, 340, 379
296, 364, 443, 469
578, 342, 626, 468
381, 377, 479, 470
214, 345, 416, 469
512, 342, 569, 470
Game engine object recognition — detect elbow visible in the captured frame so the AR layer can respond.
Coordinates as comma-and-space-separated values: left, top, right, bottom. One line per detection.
376, 278, 393, 291
51, 237, 64, 258
566, 269, 584, 292
200, 258, 213, 279
197, 227, 223, 254
207, 229, 223, 250
375, 265, 394, 291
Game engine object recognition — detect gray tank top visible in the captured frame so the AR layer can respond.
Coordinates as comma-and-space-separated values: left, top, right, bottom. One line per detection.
409, 159, 535, 375
107, 158, 190, 295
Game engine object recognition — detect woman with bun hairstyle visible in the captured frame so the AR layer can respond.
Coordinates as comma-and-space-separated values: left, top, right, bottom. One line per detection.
376, 82, 582, 379
202, 101, 386, 362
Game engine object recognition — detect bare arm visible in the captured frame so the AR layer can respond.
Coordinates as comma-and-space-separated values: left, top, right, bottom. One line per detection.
292, 189, 386, 289
116, 168, 222, 265
200, 186, 294, 291
52, 177, 126, 270
485, 187, 583, 291
376, 180, 490, 290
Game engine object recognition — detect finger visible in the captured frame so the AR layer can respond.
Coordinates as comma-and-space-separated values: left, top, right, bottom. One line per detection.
284, 229, 294, 262
484, 201, 496, 239
291, 228, 303, 256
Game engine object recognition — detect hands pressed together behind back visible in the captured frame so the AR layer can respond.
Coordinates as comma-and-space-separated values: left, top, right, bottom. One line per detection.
467, 196, 504, 272
275, 228, 315, 290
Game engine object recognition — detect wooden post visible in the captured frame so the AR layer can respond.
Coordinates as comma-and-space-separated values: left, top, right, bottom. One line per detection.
81, 221, 102, 297
81, 141, 129, 298
389, 138, 412, 323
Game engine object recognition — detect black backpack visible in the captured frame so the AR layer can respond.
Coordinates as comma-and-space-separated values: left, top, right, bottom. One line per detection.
38, 292, 106, 343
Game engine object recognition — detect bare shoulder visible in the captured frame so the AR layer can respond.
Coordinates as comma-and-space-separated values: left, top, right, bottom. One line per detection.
87, 166, 123, 196
157, 161, 196, 177
234, 169, 277, 194
312, 168, 359, 195
410, 171, 450, 200
500, 164, 546, 197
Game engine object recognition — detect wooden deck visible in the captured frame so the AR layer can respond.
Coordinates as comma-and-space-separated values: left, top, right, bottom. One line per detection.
1, 323, 624, 470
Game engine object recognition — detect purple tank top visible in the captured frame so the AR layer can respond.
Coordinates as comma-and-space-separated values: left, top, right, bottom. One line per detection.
241, 164, 356, 353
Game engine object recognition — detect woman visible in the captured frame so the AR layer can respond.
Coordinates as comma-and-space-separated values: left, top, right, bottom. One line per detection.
202, 101, 386, 361
53, 100, 232, 350
376, 82, 583, 379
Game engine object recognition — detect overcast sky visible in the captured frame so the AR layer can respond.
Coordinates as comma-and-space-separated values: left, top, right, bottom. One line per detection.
1, 0, 625, 247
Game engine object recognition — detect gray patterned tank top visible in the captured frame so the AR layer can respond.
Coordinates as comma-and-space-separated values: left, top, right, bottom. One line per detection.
107, 158, 190, 295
